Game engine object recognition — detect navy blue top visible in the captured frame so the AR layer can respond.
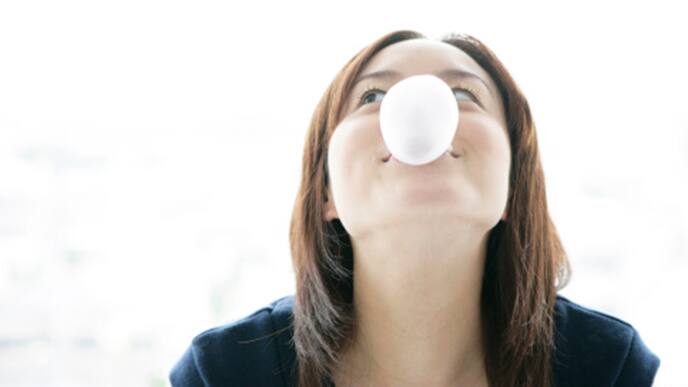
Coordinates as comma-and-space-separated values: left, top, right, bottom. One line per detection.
169, 294, 660, 387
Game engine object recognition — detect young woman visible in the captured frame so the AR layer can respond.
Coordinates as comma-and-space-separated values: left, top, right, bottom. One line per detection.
170, 30, 660, 387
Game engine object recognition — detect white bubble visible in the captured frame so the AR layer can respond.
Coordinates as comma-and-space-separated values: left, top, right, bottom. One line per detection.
379, 74, 459, 166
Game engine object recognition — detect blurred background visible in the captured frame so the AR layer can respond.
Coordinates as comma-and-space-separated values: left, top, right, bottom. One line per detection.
1, 0, 686, 386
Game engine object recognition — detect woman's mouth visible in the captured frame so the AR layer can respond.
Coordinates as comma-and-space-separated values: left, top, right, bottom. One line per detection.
382, 150, 460, 163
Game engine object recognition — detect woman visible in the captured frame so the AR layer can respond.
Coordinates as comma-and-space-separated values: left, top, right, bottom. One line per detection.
169, 30, 660, 387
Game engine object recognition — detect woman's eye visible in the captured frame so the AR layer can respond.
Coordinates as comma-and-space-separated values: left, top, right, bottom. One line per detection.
358, 87, 479, 107
359, 89, 385, 106
453, 88, 480, 104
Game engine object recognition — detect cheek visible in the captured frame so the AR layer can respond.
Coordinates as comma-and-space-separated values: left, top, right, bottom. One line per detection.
326, 116, 383, 234
327, 118, 374, 194
327, 119, 360, 181
327, 115, 381, 176
461, 115, 510, 167
460, 115, 511, 201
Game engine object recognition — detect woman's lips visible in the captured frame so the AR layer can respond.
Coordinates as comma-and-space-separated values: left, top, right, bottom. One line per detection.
382, 150, 460, 163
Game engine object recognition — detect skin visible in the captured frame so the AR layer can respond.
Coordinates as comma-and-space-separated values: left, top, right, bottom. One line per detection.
322, 39, 510, 387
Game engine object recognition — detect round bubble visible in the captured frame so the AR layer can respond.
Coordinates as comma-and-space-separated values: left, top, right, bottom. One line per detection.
379, 74, 459, 166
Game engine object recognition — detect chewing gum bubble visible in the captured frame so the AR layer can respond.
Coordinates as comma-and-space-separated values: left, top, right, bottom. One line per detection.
379, 74, 459, 166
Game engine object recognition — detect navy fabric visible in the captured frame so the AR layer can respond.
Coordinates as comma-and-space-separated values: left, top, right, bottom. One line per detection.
169, 294, 660, 386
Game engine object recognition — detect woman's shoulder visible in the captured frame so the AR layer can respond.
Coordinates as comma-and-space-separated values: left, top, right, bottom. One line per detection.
189, 294, 295, 347
169, 294, 660, 386
169, 295, 297, 387
553, 294, 660, 387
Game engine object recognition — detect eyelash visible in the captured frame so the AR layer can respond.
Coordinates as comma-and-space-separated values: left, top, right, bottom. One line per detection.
357, 84, 482, 107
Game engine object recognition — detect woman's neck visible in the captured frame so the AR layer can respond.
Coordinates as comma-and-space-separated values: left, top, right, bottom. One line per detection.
333, 222, 490, 386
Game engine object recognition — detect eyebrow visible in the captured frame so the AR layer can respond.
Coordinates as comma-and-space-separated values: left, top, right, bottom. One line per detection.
352, 68, 495, 97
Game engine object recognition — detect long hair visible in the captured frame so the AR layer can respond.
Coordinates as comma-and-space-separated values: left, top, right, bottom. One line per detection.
288, 29, 572, 387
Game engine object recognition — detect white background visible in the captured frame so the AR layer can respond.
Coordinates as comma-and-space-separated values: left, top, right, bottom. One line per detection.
1, 1, 686, 386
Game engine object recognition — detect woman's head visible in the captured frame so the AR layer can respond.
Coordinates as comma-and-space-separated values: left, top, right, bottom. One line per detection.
289, 30, 571, 387
323, 37, 511, 249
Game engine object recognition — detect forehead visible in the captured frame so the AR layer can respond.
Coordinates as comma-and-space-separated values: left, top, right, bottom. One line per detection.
358, 39, 493, 86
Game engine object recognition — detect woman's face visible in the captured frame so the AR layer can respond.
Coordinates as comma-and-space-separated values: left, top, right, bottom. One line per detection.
323, 39, 510, 238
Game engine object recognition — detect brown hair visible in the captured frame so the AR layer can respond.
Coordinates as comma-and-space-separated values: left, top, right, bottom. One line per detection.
288, 29, 572, 387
